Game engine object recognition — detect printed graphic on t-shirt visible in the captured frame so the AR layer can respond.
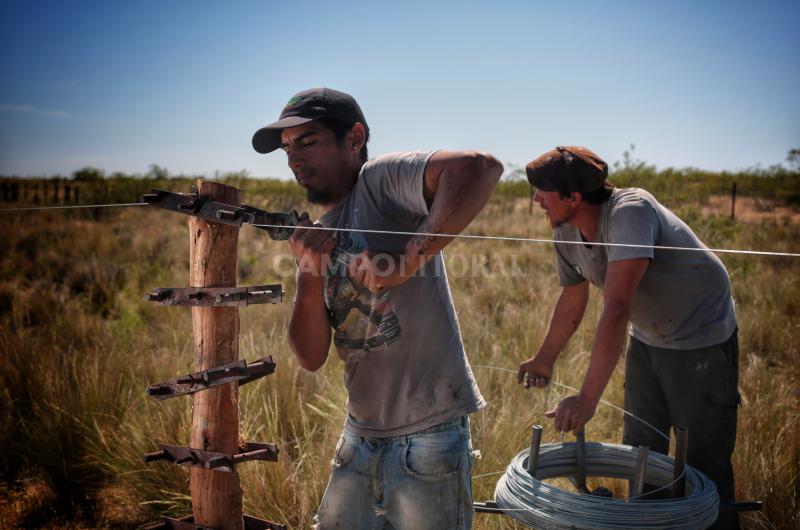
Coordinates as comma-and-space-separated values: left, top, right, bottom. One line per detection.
323, 246, 402, 364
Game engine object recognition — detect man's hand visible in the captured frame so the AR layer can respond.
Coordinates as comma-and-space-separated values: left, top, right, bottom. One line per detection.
348, 251, 423, 293
288, 212, 337, 277
517, 355, 554, 388
545, 394, 598, 435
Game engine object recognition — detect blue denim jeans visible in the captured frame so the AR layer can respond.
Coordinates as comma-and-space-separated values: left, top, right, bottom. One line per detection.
315, 416, 474, 529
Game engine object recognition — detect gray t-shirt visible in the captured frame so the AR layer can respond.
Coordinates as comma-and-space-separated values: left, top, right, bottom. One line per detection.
554, 187, 737, 350
318, 151, 486, 437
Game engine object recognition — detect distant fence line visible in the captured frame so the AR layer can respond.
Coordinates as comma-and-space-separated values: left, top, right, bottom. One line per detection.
0, 176, 305, 210
0, 178, 81, 206
1, 168, 798, 211
0, 178, 132, 207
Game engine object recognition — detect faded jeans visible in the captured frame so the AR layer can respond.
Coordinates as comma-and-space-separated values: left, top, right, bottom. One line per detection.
315, 416, 474, 529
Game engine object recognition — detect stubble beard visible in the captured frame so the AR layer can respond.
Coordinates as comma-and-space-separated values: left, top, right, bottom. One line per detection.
306, 157, 353, 206
295, 169, 333, 205
546, 206, 575, 229
306, 187, 332, 205
298, 151, 355, 206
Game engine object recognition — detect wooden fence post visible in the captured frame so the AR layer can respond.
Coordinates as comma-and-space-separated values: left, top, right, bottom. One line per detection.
188, 179, 244, 530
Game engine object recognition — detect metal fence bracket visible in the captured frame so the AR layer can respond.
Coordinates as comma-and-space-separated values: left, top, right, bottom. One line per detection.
144, 441, 279, 473
146, 285, 283, 307
142, 187, 301, 240
147, 356, 277, 401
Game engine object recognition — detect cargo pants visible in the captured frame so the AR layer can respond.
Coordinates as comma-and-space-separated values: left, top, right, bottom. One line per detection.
622, 329, 740, 530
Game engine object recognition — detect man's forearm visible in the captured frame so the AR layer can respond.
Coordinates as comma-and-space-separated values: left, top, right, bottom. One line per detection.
287, 272, 331, 372
579, 304, 631, 403
538, 320, 580, 365
538, 283, 588, 363
408, 153, 502, 258
546, 260, 647, 433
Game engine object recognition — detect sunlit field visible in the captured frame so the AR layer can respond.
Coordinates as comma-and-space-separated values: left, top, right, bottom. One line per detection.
1, 172, 798, 529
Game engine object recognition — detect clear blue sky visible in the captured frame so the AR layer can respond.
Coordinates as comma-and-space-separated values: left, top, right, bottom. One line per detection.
1, 0, 798, 179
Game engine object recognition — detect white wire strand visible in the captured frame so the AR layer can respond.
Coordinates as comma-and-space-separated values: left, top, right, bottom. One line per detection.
0, 202, 796, 258
252, 222, 800, 258
470, 364, 670, 441
0, 202, 148, 211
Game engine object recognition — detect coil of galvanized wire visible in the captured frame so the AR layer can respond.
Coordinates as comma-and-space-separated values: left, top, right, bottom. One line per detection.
494, 442, 719, 530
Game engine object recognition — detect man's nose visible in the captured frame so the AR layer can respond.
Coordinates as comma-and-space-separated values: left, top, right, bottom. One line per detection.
287, 150, 304, 172
533, 189, 543, 202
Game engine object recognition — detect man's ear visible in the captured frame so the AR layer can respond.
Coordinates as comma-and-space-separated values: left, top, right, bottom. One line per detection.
570, 191, 583, 204
348, 123, 366, 151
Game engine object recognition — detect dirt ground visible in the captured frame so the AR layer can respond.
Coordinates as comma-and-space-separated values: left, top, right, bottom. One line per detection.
0, 478, 144, 529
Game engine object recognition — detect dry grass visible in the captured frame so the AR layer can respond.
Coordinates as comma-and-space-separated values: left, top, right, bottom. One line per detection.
0, 187, 798, 529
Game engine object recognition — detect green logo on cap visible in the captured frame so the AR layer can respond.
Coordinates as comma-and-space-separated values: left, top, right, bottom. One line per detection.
285, 95, 304, 109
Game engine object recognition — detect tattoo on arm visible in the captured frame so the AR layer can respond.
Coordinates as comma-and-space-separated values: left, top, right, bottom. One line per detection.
410, 219, 436, 255
411, 183, 471, 255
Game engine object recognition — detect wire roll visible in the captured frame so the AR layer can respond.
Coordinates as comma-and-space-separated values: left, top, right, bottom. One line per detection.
494, 442, 719, 530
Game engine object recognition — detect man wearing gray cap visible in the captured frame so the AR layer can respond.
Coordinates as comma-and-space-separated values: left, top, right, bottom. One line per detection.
252, 88, 502, 529
517, 146, 740, 529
